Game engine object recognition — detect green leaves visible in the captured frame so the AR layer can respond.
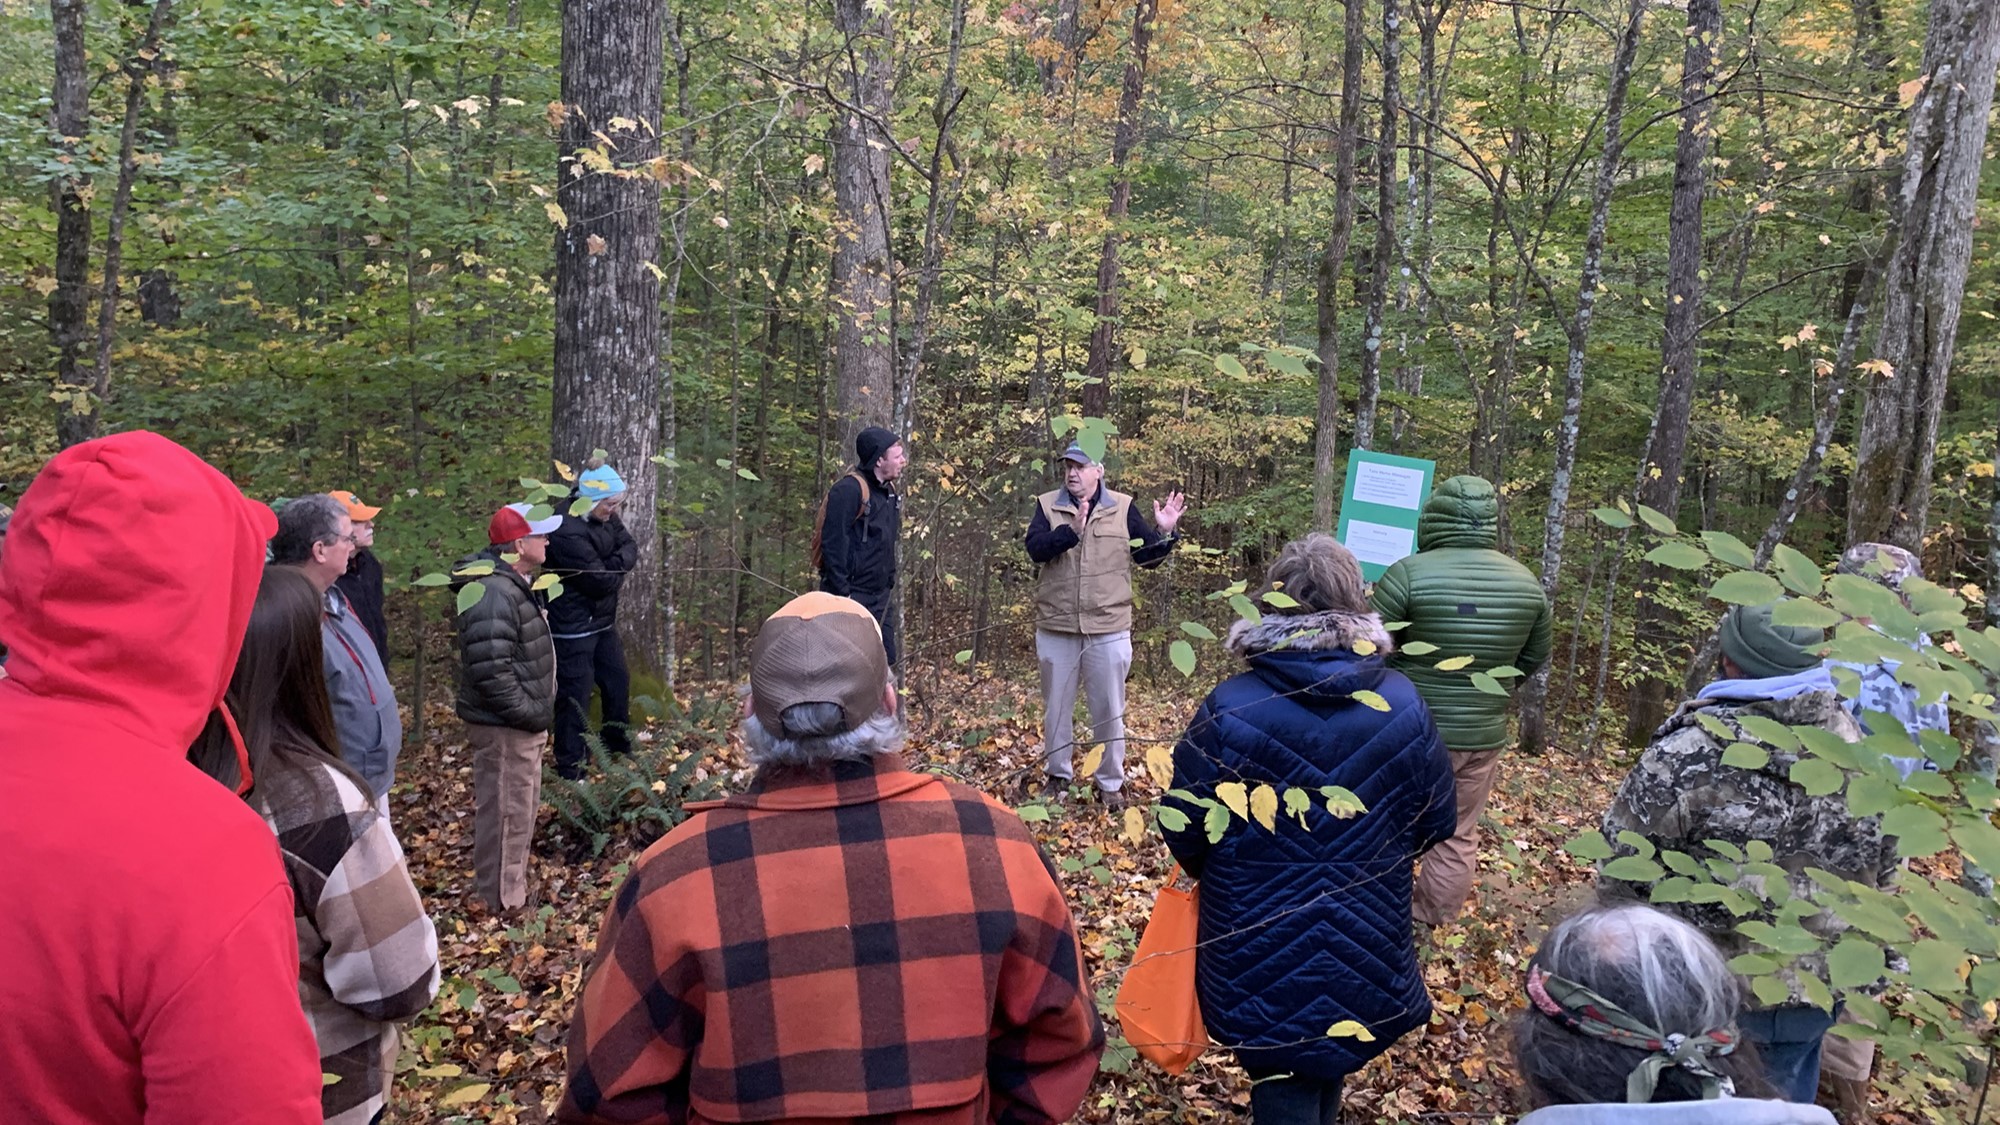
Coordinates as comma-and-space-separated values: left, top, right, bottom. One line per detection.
1602, 855, 1665, 882
1169, 640, 1196, 678
1698, 530, 1755, 569
1179, 620, 1218, 641
1590, 507, 1635, 529
1636, 504, 1678, 534
1787, 757, 1845, 797
1826, 936, 1886, 990
455, 582, 485, 614
1770, 544, 1823, 597
1643, 541, 1708, 570
1709, 570, 1783, 605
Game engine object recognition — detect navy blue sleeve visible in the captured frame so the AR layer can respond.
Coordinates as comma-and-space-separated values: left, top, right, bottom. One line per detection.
1161, 699, 1224, 879
1024, 505, 1081, 564
1408, 707, 1458, 857
1127, 502, 1178, 569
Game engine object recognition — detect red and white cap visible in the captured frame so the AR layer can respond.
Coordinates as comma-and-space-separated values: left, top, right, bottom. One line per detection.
487, 502, 563, 545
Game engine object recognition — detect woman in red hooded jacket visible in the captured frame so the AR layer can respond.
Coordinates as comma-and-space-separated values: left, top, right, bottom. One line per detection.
0, 431, 322, 1124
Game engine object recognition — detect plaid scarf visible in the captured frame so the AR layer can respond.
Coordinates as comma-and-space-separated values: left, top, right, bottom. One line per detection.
1525, 961, 1739, 1103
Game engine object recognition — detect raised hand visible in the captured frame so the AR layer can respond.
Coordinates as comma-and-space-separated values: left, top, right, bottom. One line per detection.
1155, 491, 1187, 535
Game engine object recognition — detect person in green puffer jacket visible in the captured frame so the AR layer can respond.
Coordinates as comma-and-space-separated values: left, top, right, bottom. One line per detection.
1370, 473, 1552, 929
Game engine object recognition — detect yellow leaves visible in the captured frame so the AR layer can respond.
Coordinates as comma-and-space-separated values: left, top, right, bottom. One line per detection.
1351, 637, 1376, 656
1123, 806, 1148, 847
553, 459, 576, 482
1078, 744, 1106, 779
1970, 462, 1996, 480
642, 261, 668, 281
30, 276, 58, 296
1352, 690, 1390, 711
1146, 744, 1176, 788
1899, 74, 1930, 106
1857, 358, 1896, 379
1326, 1020, 1376, 1041
1248, 784, 1278, 832
586, 233, 608, 255
1216, 781, 1248, 820
1435, 655, 1475, 672
544, 202, 569, 230
1754, 200, 1775, 215
440, 1083, 491, 1107
712, 215, 731, 229
804, 153, 825, 176
452, 96, 483, 116
1128, 345, 1148, 370
1795, 323, 1818, 344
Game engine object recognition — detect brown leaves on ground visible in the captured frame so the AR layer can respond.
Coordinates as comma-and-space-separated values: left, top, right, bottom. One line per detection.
382, 667, 1914, 1122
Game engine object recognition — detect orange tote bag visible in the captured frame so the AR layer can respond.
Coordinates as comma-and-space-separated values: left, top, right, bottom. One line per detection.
1115, 869, 1208, 1074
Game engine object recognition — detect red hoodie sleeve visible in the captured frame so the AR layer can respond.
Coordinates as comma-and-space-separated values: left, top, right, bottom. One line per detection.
138, 882, 323, 1125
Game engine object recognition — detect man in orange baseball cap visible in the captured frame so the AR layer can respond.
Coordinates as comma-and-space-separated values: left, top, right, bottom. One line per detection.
330, 490, 388, 663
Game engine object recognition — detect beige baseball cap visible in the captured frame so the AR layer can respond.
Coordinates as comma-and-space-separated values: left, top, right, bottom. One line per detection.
749, 592, 889, 735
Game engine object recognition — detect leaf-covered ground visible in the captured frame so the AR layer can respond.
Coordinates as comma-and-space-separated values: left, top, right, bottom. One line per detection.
383, 670, 1935, 1122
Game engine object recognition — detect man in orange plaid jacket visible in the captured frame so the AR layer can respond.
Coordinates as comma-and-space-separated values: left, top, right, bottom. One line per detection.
559, 592, 1104, 1124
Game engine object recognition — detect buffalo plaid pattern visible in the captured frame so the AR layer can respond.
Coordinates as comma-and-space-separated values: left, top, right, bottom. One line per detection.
559, 754, 1104, 1125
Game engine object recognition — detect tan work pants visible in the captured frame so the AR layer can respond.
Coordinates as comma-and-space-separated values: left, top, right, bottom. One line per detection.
1412, 747, 1504, 926
469, 723, 546, 911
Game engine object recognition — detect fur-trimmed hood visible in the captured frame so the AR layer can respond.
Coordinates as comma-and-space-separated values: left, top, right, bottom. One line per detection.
1224, 610, 1395, 703
1226, 609, 1394, 658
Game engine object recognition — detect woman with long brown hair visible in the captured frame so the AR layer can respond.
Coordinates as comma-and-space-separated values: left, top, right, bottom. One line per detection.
190, 565, 438, 1125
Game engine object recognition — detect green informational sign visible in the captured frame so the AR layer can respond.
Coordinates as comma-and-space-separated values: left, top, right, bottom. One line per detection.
1334, 450, 1437, 582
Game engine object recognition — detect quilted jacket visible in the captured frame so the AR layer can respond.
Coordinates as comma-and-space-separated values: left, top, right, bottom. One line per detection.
1161, 610, 1456, 1080
1370, 474, 1553, 750
452, 548, 556, 731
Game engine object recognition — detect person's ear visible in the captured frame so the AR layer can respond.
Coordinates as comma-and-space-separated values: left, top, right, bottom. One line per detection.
740, 691, 755, 720
882, 680, 899, 717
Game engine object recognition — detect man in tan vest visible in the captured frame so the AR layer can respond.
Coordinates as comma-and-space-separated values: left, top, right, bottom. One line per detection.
1020, 444, 1186, 808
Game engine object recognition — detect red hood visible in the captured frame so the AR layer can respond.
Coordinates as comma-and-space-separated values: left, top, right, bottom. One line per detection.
0, 431, 276, 754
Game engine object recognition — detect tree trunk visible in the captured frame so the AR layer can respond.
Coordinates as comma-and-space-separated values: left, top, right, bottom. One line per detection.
554, 0, 663, 672
1846, 0, 2000, 550
1351, 0, 1401, 454
1516, 0, 1648, 754
1078, 0, 1157, 422
49, 0, 93, 447
1312, 0, 1367, 530
829, 0, 896, 455
1624, 0, 1720, 745
653, 4, 696, 688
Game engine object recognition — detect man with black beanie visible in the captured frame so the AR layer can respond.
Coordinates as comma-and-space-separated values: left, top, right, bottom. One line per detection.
812, 426, 906, 665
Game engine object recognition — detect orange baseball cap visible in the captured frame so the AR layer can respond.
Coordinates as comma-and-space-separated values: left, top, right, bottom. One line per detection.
329, 490, 381, 521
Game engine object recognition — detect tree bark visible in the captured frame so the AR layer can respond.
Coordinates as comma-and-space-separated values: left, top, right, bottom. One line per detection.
49, 0, 93, 447
1078, 0, 1157, 422
829, 0, 896, 455
554, 0, 663, 672
1351, 0, 1401, 454
1516, 0, 1648, 754
653, 2, 696, 688
1312, 0, 1367, 530
1624, 0, 1721, 745
1846, 0, 2000, 549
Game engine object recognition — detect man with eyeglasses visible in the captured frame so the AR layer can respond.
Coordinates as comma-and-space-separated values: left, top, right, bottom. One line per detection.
272, 493, 404, 813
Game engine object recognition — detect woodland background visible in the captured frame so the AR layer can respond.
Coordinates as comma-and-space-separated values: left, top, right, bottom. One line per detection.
2, 0, 1999, 1117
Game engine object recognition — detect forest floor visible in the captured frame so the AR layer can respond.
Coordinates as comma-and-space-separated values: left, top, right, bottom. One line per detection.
383, 667, 1938, 1124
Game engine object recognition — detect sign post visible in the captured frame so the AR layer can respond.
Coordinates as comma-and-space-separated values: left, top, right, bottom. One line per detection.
1335, 450, 1436, 582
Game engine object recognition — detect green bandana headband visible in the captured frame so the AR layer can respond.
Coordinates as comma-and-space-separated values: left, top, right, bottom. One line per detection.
1526, 961, 1739, 1103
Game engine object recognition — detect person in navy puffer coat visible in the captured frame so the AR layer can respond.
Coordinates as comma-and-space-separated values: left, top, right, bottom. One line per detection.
1163, 533, 1457, 1125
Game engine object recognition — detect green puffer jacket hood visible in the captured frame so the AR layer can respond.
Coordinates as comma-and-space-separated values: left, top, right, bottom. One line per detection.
1370, 475, 1552, 750
1417, 475, 1500, 550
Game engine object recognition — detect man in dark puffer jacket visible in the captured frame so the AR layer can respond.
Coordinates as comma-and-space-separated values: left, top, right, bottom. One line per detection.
1370, 474, 1552, 929
455, 503, 559, 915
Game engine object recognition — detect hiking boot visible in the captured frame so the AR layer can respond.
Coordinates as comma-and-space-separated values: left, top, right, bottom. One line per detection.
1097, 787, 1131, 811
1011, 773, 1066, 806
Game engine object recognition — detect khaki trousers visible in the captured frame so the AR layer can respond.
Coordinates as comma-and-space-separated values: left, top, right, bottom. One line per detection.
1412, 747, 1504, 926
469, 723, 546, 911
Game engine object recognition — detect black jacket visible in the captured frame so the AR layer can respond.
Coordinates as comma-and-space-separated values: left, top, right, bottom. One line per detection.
453, 548, 557, 731
817, 470, 900, 600
334, 548, 389, 663
544, 501, 638, 639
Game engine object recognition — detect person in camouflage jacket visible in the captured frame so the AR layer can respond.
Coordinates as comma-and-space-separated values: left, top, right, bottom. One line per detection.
1601, 601, 1898, 1107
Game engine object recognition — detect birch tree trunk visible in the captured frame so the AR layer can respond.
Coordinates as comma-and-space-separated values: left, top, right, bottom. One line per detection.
1351, 0, 1401, 454
1624, 0, 1720, 744
1312, 0, 1367, 530
1846, 0, 2000, 550
830, 0, 896, 453
1079, 0, 1157, 422
1516, 0, 1648, 753
554, 0, 663, 671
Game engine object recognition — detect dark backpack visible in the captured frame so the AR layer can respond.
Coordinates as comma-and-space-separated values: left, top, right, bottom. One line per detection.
808, 470, 870, 571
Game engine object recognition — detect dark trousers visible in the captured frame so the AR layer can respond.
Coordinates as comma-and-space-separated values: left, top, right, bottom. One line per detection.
553, 630, 631, 778
850, 589, 898, 668
1740, 1003, 1839, 1103
1247, 1071, 1342, 1125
